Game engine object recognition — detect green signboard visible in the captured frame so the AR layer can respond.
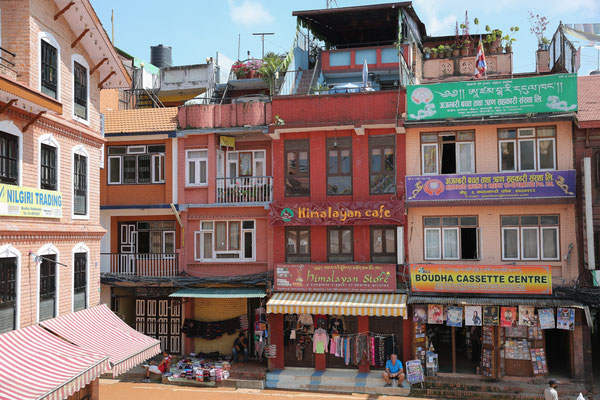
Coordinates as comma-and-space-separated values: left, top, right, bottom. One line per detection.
407, 73, 577, 121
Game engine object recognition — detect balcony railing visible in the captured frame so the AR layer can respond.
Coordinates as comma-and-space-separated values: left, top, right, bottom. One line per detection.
216, 176, 273, 204
0, 47, 17, 80
101, 253, 179, 277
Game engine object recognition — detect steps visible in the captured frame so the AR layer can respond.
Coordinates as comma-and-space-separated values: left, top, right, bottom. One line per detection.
266, 368, 410, 396
295, 69, 314, 95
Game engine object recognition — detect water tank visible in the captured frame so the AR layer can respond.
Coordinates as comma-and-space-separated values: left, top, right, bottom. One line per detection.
150, 44, 172, 68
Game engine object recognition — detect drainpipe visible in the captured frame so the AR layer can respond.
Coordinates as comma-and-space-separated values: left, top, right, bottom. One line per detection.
583, 156, 595, 270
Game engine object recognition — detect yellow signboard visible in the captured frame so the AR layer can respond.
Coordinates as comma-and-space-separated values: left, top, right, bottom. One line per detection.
0, 184, 62, 218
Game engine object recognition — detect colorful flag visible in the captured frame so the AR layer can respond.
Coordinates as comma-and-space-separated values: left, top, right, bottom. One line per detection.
475, 36, 487, 78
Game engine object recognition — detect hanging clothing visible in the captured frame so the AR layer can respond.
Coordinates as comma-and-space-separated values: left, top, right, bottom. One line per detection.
328, 316, 345, 334
313, 328, 329, 354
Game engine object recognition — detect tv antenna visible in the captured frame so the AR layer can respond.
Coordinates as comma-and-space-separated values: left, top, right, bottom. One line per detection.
253, 32, 274, 58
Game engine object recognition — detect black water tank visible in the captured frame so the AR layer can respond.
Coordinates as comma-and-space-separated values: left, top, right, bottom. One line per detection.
151, 44, 172, 68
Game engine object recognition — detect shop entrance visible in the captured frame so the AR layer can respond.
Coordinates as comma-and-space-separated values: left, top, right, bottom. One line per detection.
545, 328, 571, 378
135, 297, 182, 354
428, 325, 481, 374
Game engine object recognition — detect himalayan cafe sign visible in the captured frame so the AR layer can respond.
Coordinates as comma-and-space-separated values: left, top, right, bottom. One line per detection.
269, 201, 403, 226
275, 263, 397, 292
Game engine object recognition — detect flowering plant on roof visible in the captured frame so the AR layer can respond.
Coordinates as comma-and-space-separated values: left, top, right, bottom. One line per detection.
232, 60, 250, 79
247, 59, 264, 72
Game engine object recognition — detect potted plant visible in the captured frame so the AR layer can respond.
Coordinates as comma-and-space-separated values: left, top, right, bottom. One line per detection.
431, 47, 438, 59
461, 40, 472, 56
312, 82, 329, 95
232, 60, 248, 79
503, 26, 519, 53
423, 47, 432, 59
438, 45, 446, 58
452, 44, 460, 58
485, 26, 503, 53
247, 59, 263, 78
540, 36, 550, 50
445, 45, 453, 58
528, 12, 550, 50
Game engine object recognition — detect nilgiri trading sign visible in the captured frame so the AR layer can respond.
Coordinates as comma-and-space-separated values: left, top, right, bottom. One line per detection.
269, 201, 403, 225
0, 184, 62, 218
275, 263, 397, 292
406, 73, 577, 121
410, 264, 552, 295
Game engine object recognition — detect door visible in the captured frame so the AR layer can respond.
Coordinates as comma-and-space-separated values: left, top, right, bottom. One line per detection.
135, 297, 182, 354
119, 223, 136, 274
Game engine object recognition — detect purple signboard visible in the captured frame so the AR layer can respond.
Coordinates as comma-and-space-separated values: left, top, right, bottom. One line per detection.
406, 170, 576, 202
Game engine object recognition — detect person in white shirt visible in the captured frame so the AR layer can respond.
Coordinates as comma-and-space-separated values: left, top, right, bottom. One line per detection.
544, 379, 559, 400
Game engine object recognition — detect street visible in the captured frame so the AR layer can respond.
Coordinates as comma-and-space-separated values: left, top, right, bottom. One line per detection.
99, 380, 434, 400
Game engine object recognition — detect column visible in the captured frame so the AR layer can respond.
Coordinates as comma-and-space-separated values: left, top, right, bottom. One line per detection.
358, 315, 369, 373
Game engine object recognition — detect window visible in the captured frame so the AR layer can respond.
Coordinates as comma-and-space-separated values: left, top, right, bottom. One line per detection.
327, 226, 353, 262
424, 216, 479, 260
73, 252, 87, 312
129, 221, 176, 255
421, 131, 475, 175
186, 149, 208, 186
0, 256, 17, 333
285, 139, 309, 196
371, 226, 396, 263
498, 127, 556, 172
73, 61, 87, 120
369, 135, 395, 194
224, 150, 266, 178
195, 220, 255, 261
73, 152, 87, 216
39, 254, 56, 322
108, 145, 165, 185
286, 227, 310, 262
0, 131, 18, 185
327, 137, 352, 195
501, 215, 559, 261
41, 40, 58, 99
40, 144, 57, 190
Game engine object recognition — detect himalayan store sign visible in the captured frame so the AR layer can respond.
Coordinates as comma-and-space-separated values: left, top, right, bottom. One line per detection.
406, 73, 577, 121
0, 184, 62, 218
410, 264, 552, 295
406, 170, 576, 202
275, 264, 396, 293
269, 201, 403, 226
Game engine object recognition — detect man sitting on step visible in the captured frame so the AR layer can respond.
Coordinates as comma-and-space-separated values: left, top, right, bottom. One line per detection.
383, 353, 405, 387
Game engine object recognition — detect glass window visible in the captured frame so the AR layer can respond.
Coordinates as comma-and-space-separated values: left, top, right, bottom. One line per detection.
286, 227, 310, 262
521, 227, 539, 259
41, 40, 58, 99
443, 228, 459, 259
328, 226, 353, 262
424, 216, 478, 260
371, 226, 396, 263
0, 257, 17, 334
73, 253, 87, 312
39, 255, 56, 322
0, 132, 18, 185
541, 228, 559, 260
186, 150, 208, 186
424, 229, 441, 259
108, 156, 121, 184
109, 145, 165, 185
502, 228, 519, 259
498, 127, 556, 172
327, 137, 352, 195
73, 62, 87, 120
420, 131, 475, 175
40, 144, 57, 191
285, 140, 310, 197
499, 141, 516, 171
370, 135, 395, 194
73, 153, 87, 216
195, 220, 255, 261
501, 215, 559, 261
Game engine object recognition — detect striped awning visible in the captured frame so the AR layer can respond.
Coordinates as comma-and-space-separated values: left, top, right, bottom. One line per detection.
40, 304, 161, 377
0, 325, 109, 400
266, 292, 407, 318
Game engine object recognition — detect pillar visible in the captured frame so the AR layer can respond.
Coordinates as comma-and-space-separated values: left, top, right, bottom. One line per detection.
402, 317, 412, 363
358, 315, 369, 373
183, 299, 194, 354
269, 313, 285, 370
90, 378, 99, 400
572, 309, 585, 380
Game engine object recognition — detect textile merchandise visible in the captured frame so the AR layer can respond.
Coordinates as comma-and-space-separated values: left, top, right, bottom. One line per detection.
181, 317, 241, 339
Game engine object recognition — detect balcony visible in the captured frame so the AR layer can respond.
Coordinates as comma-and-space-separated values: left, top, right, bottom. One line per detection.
101, 253, 179, 277
0, 47, 16, 80
422, 53, 512, 83
216, 176, 273, 204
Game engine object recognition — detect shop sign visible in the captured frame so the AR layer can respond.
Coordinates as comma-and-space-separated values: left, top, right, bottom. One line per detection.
410, 264, 552, 295
0, 184, 62, 218
406, 360, 425, 384
406, 73, 577, 121
406, 170, 575, 203
274, 263, 396, 293
269, 201, 403, 226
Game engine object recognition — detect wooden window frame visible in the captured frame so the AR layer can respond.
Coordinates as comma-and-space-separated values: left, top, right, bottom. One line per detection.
370, 226, 397, 263
326, 137, 352, 196
497, 126, 557, 172
369, 135, 396, 194
285, 227, 311, 262
327, 226, 354, 262
284, 139, 310, 197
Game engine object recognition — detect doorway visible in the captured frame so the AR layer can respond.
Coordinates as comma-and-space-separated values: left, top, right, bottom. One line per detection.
545, 328, 571, 378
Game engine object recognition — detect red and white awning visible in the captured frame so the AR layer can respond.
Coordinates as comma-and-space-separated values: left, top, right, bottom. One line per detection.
40, 304, 161, 377
0, 325, 109, 400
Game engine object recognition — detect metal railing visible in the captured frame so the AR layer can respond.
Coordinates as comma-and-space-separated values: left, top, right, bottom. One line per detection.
101, 253, 179, 277
0, 47, 16, 78
216, 176, 273, 203
275, 69, 303, 96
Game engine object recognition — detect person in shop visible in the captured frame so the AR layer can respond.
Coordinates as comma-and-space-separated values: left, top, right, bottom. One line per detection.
143, 351, 172, 382
232, 331, 249, 362
382, 353, 405, 387
544, 378, 559, 400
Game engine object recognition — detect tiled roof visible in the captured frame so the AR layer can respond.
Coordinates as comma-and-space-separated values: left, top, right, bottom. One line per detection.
577, 75, 600, 123
104, 108, 178, 134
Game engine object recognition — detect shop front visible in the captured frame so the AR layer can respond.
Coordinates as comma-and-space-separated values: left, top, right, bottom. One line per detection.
408, 264, 588, 381
267, 263, 409, 372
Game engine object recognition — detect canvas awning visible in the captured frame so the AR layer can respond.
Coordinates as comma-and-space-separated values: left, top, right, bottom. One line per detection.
266, 292, 407, 318
170, 287, 266, 298
40, 304, 161, 377
0, 325, 109, 400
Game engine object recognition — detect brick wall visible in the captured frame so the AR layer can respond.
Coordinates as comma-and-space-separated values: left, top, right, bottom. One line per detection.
178, 102, 272, 129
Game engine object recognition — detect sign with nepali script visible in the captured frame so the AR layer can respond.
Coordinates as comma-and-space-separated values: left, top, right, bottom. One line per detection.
0, 184, 62, 218
410, 264, 552, 295
407, 73, 577, 121
269, 201, 403, 226
406, 170, 575, 203
275, 263, 396, 292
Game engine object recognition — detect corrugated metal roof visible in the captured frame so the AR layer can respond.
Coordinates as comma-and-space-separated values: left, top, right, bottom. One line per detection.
408, 295, 584, 308
169, 287, 266, 298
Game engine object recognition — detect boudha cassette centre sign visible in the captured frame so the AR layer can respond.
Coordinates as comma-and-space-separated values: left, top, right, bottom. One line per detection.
410, 264, 552, 295
269, 201, 403, 225
407, 73, 577, 121
275, 263, 396, 292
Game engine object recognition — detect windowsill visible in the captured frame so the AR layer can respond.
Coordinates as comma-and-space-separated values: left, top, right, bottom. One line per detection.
108, 182, 165, 186
72, 115, 90, 126
193, 259, 257, 263
72, 214, 89, 220
186, 184, 208, 189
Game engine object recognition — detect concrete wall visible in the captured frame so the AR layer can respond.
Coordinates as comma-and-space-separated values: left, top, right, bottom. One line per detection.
178, 102, 272, 129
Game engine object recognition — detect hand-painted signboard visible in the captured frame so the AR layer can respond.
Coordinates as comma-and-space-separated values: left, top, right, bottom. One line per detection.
407, 73, 577, 121
410, 264, 552, 295
406, 170, 575, 202
0, 184, 62, 218
275, 263, 396, 292
269, 201, 403, 225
